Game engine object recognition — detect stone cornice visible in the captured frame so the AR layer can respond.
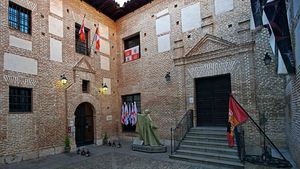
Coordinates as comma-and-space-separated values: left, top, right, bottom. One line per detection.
174, 41, 255, 66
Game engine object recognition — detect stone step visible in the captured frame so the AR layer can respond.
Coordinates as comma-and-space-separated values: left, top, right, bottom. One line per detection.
184, 135, 228, 143
180, 145, 238, 156
175, 149, 240, 163
190, 127, 227, 132
187, 131, 227, 138
181, 140, 237, 149
170, 154, 244, 169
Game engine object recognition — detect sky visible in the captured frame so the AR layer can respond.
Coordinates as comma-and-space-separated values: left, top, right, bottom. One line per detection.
114, 0, 128, 7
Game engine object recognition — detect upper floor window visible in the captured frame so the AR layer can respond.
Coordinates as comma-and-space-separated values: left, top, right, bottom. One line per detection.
9, 87, 32, 113
123, 33, 140, 63
8, 1, 31, 34
75, 23, 90, 56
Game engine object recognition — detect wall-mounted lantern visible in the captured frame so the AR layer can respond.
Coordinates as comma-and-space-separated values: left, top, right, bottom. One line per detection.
165, 72, 171, 82
60, 74, 68, 85
263, 52, 272, 66
99, 83, 108, 94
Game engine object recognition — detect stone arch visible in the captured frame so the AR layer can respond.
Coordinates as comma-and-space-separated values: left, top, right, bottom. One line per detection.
67, 93, 101, 148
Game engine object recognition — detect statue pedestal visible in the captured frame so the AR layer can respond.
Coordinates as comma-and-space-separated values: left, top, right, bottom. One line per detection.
131, 144, 167, 153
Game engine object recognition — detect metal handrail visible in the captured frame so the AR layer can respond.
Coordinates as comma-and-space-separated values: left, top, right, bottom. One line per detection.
170, 109, 193, 155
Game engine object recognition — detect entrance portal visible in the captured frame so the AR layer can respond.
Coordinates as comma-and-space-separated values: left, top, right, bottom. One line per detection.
195, 74, 231, 126
75, 102, 94, 147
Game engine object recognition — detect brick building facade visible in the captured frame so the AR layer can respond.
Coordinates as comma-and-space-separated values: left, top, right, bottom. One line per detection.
0, 0, 298, 166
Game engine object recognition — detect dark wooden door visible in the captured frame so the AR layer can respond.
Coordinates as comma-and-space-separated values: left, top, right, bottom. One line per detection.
195, 74, 231, 126
75, 103, 94, 147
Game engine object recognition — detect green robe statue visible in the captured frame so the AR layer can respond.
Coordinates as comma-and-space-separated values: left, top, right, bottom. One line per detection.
136, 109, 161, 146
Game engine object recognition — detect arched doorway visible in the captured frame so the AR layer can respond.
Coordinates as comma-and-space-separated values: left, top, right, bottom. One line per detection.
75, 102, 94, 147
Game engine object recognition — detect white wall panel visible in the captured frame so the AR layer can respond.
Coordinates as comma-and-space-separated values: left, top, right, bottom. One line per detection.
50, 38, 62, 62
99, 23, 109, 39
49, 16, 63, 37
100, 40, 110, 55
158, 34, 171, 53
181, 3, 201, 32
50, 0, 63, 17
4, 53, 37, 75
9, 35, 32, 51
156, 15, 171, 35
214, 0, 234, 15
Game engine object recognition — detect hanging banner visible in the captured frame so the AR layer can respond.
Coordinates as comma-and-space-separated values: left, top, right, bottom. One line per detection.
124, 46, 140, 63
264, 0, 295, 74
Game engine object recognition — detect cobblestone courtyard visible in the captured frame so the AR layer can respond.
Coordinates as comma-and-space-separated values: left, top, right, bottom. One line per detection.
0, 142, 229, 169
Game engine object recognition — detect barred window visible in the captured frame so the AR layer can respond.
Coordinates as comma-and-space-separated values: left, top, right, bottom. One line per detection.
121, 93, 141, 132
8, 1, 31, 34
75, 23, 90, 56
9, 87, 32, 113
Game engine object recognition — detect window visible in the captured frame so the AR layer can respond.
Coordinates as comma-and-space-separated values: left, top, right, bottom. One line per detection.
75, 23, 90, 56
82, 80, 89, 93
8, 1, 31, 34
123, 33, 140, 63
9, 87, 32, 112
121, 93, 141, 132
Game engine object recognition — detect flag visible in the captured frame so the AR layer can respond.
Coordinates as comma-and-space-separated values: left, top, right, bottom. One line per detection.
79, 15, 86, 42
132, 102, 138, 125
227, 95, 249, 147
264, 0, 295, 74
130, 102, 138, 126
124, 46, 140, 62
127, 103, 132, 125
93, 26, 101, 51
250, 0, 267, 29
121, 103, 125, 124
124, 103, 129, 125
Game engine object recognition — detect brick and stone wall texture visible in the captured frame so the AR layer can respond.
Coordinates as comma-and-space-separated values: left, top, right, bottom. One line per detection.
0, 0, 119, 164
116, 0, 287, 151
287, 0, 300, 167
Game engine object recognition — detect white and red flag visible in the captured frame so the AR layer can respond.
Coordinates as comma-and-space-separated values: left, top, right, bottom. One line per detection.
79, 15, 86, 42
121, 103, 125, 124
93, 25, 101, 51
124, 46, 140, 62
124, 103, 129, 125
131, 102, 138, 125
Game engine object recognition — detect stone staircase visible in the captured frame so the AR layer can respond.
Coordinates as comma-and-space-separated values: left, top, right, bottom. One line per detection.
170, 127, 244, 169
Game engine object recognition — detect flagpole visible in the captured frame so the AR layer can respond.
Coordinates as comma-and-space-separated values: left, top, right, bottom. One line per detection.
230, 94, 287, 161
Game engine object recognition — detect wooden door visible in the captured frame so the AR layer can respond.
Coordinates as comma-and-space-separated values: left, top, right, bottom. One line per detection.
195, 74, 231, 126
75, 103, 94, 147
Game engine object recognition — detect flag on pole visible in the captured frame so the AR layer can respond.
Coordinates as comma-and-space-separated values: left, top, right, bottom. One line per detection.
132, 102, 138, 125
124, 103, 129, 125
227, 95, 249, 147
121, 103, 125, 124
127, 103, 132, 125
79, 15, 86, 42
93, 25, 101, 51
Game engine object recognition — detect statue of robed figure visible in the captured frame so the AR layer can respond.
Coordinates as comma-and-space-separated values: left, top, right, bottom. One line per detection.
135, 109, 161, 146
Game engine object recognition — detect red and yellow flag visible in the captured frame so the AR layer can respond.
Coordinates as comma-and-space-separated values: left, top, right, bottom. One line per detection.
227, 95, 249, 147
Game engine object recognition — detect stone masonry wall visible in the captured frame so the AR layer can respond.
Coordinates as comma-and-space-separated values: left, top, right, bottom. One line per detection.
116, 0, 287, 150
0, 0, 119, 164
